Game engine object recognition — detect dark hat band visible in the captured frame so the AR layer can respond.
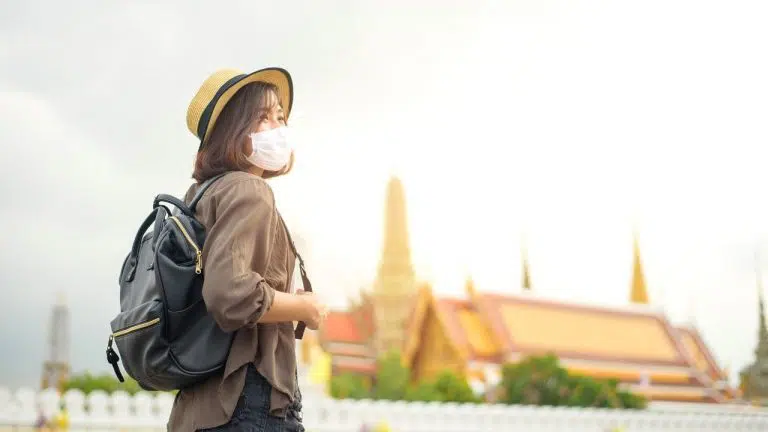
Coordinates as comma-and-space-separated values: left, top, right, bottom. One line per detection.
197, 73, 248, 150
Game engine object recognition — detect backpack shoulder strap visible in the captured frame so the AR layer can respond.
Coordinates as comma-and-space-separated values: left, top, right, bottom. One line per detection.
188, 172, 229, 212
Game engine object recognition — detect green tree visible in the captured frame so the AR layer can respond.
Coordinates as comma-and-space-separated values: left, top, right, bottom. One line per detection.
372, 350, 410, 401
329, 373, 371, 400
404, 381, 442, 402
499, 354, 647, 409
431, 370, 479, 403
616, 388, 647, 409
404, 370, 479, 403
501, 354, 571, 406
327, 351, 483, 404
62, 371, 142, 395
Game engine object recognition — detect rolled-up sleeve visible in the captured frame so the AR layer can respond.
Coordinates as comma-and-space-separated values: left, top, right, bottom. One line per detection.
201, 177, 278, 332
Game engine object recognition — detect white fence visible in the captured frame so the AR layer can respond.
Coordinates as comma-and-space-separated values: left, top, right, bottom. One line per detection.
2, 387, 768, 431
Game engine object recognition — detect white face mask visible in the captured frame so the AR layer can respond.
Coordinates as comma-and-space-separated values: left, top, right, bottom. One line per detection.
247, 126, 292, 171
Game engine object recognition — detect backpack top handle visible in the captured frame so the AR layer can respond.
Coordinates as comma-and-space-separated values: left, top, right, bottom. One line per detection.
152, 172, 228, 217
153, 194, 192, 216
124, 206, 162, 282
188, 172, 228, 212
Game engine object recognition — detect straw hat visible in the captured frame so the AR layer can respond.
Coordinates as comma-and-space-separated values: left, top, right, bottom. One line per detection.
186, 67, 293, 148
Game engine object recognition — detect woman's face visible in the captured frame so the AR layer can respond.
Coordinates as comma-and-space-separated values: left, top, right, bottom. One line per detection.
242, 91, 286, 156
251, 103, 286, 134
242, 89, 292, 178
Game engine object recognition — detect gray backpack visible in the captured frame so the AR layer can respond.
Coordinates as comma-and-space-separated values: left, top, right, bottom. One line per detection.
106, 173, 311, 391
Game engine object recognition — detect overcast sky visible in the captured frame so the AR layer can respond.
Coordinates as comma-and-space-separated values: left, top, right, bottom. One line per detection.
1, 0, 768, 389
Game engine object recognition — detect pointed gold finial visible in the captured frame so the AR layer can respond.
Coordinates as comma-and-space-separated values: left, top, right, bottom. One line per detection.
754, 249, 768, 353
521, 232, 532, 291
465, 274, 477, 298
522, 256, 532, 291
756, 249, 765, 305
630, 230, 649, 304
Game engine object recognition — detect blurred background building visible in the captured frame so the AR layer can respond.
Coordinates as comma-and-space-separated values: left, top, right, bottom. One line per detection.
301, 175, 745, 404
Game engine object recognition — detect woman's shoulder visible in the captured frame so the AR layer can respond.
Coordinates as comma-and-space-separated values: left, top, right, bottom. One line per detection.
216, 171, 272, 189
207, 171, 275, 207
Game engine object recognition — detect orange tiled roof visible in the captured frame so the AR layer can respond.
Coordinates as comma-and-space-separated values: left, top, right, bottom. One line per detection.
677, 325, 725, 381
322, 311, 365, 344
566, 365, 694, 385
326, 344, 374, 358
434, 297, 503, 361
333, 362, 377, 374
321, 283, 733, 403
403, 287, 499, 366
320, 291, 389, 347
402, 285, 437, 364
351, 292, 377, 341
476, 293, 688, 366
628, 385, 717, 403
405, 284, 431, 336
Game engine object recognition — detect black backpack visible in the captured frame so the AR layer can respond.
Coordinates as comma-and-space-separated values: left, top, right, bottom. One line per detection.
105, 173, 312, 391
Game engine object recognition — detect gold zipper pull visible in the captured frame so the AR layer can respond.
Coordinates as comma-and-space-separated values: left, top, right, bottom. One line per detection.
195, 250, 203, 274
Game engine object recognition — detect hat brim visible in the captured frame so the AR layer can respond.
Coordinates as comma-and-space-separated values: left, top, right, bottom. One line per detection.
197, 67, 293, 146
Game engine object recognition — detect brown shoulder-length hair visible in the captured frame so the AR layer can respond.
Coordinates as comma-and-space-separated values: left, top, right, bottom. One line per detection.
192, 81, 292, 183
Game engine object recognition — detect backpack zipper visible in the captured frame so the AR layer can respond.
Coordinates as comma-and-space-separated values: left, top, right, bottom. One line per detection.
111, 317, 161, 338
168, 216, 203, 274
107, 317, 160, 382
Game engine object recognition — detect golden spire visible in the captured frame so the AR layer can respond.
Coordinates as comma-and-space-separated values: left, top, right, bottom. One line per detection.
520, 234, 531, 291
372, 175, 417, 354
630, 232, 649, 304
754, 249, 768, 358
521, 236, 532, 291
465, 274, 477, 298
375, 175, 415, 289
522, 260, 532, 291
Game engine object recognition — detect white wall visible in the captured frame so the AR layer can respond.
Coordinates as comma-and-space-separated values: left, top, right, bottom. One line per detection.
1, 386, 768, 432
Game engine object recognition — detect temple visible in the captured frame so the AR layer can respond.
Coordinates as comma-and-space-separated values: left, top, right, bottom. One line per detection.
738, 255, 768, 405
306, 175, 740, 404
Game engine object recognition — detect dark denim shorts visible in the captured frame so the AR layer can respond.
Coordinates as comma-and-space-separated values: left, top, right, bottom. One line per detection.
198, 364, 304, 432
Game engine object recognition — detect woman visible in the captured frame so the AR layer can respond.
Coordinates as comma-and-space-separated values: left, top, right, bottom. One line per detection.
167, 67, 328, 431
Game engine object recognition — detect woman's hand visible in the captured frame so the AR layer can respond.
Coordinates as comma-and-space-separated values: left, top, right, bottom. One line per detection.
297, 289, 328, 330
